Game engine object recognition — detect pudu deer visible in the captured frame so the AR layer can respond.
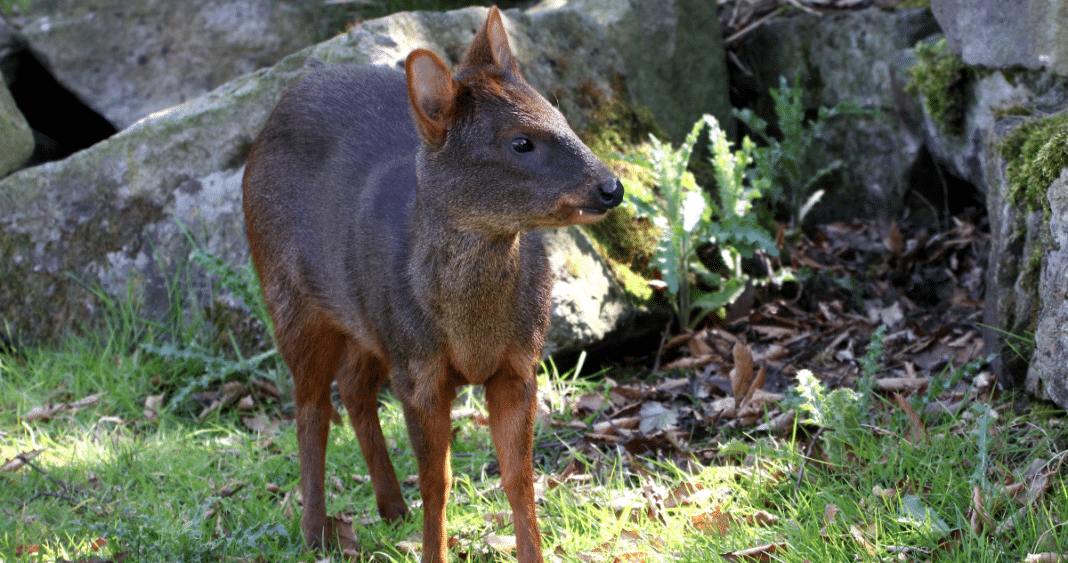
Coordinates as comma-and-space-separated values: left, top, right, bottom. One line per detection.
242, 7, 623, 562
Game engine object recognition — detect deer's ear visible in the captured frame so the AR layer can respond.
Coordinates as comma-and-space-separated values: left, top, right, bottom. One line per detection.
406, 49, 457, 147
462, 7, 519, 75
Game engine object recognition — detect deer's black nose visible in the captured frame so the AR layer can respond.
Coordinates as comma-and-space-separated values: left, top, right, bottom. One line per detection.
596, 178, 624, 208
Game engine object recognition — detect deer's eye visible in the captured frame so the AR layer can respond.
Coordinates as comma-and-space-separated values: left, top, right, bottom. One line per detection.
511, 136, 535, 154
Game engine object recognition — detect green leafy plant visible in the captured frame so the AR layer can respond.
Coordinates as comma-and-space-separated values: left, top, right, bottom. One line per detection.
704, 116, 780, 273
855, 324, 887, 413
625, 115, 776, 329
139, 237, 284, 415
980, 323, 1036, 376
140, 341, 279, 412
915, 352, 994, 418
969, 402, 997, 489
788, 328, 888, 464
794, 369, 865, 464
189, 246, 275, 338
735, 75, 861, 228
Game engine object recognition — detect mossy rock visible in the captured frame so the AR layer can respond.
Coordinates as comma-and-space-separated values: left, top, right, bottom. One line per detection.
583, 160, 660, 304
573, 80, 663, 304
1000, 111, 1068, 215
577, 74, 667, 157
0, 6, 641, 349
907, 36, 973, 136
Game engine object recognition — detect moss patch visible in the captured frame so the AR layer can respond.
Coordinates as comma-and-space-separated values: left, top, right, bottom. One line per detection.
907, 37, 972, 135
994, 105, 1034, 119
1000, 111, 1068, 215
578, 75, 668, 156
582, 157, 660, 303
574, 76, 665, 303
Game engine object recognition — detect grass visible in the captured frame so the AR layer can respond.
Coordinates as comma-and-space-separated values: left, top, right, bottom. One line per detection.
2, 276, 1067, 562
0, 0, 30, 15
3, 329, 1067, 562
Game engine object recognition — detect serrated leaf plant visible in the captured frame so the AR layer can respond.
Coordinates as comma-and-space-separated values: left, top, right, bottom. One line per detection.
624, 115, 777, 330
735, 74, 863, 229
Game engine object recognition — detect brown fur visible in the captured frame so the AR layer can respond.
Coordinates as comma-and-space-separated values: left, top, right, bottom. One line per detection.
241, 7, 622, 563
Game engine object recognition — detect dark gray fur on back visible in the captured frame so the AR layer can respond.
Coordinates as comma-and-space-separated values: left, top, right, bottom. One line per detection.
244, 63, 551, 371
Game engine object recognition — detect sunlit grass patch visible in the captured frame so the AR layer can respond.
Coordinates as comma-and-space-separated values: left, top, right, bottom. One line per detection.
2, 309, 1067, 563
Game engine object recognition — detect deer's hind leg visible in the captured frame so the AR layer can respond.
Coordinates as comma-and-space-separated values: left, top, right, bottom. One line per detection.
277, 306, 347, 551
336, 341, 408, 522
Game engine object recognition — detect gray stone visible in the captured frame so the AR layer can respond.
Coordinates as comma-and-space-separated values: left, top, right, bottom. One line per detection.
919, 70, 1033, 194
921, 64, 1068, 405
531, 0, 730, 142
1028, 167, 1068, 406
981, 121, 1046, 388
932, 0, 1068, 76
11, 0, 323, 129
931, 72, 1068, 393
733, 8, 940, 221
0, 78, 32, 177
543, 227, 631, 357
0, 18, 33, 176
0, 6, 635, 353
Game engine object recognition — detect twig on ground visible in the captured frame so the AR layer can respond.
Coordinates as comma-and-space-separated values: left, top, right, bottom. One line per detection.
725, 6, 786, 44
652, 316, 674, 373
14, 452, 87, 509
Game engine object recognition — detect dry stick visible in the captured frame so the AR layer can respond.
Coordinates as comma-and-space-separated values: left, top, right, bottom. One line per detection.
784, 0, 821, 14
725, 6, 786, 44
728, 50, 754, 77
652, 315, 674, 373
15, 452, 85, 508
931, 155, 951, 231
19, 491, 81, 509
906, 188, 943, 231
17, 453, 67, 490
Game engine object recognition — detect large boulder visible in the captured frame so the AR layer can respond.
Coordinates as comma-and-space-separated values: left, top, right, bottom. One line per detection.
980, 113, 1050, 389
0, 78, 33, 176
911, 58, 1068, 400
0, 20, 33, 176
932, 0, 1068, 75
534, 0, 730, 142
1029, 168, 1068, 405
543, 226, 631, 357
0, 4, 690, 353
912, 58, 1068, 394
923, 0, 1068, 403
731, 7, 941, 222
980, 105, 1068, 397
8, 0, 325, 129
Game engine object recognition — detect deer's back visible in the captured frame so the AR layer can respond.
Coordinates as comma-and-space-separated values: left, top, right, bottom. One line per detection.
243, 63, 422, 348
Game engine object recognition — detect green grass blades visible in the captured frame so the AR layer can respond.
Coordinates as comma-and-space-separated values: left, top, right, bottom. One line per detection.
3, 316, 1068, 562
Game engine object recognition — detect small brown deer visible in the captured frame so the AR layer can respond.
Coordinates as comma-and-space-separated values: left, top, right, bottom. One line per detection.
242, 7, 623, 562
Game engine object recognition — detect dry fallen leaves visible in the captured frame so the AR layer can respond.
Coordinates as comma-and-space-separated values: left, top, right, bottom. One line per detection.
143, 393, 164, 422
692, 508, 731, 536
23, 392, 105, 422
720, 542, 787, 562
1, 449, 44, 473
